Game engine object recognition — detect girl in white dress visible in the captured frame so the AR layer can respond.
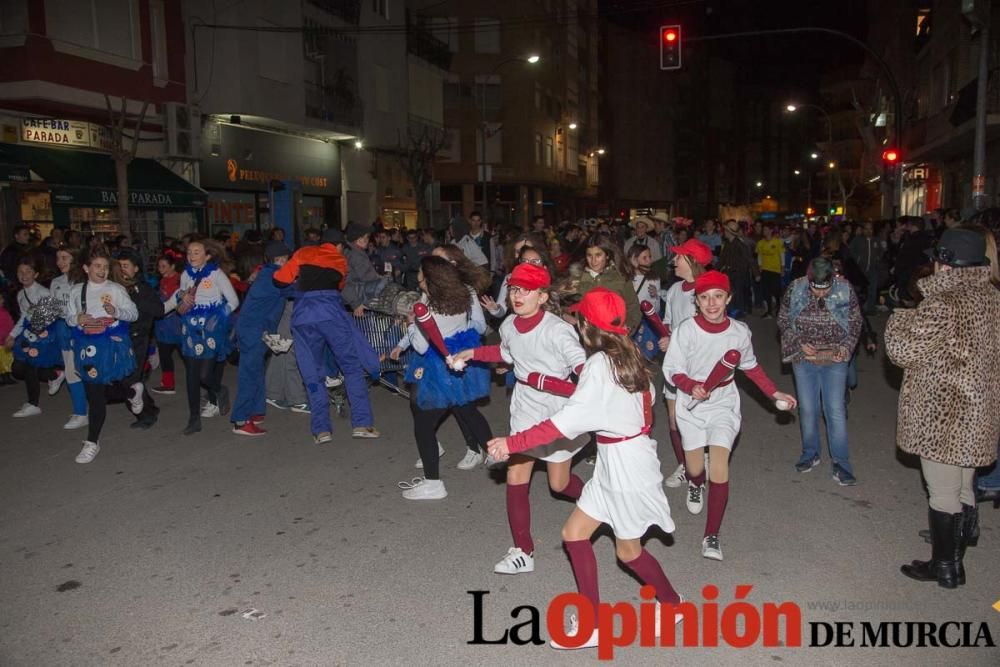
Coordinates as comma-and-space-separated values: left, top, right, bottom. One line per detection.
453, 263, 587, 576
488, 287, 680, 651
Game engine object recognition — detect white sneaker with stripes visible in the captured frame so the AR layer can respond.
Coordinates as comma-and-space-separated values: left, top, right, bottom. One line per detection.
493, 547, 535, 574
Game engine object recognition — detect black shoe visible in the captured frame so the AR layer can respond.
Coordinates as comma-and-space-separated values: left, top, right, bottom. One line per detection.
923, 504, 981, 551
183, 419, 202, 436
901, 508, 963, 588
216, 385, 231, 417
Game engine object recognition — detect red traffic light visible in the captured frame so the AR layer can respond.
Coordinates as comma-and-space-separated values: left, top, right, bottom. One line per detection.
882, 149, 900, 163
660, 25, 682, 70
664, 29, 677, 42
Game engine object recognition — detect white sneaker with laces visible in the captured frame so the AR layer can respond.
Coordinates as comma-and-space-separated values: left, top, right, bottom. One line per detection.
415, 442, 445, 469
494, 547, 535, 574
324, 375, 344, 388
686, 482, 705, 515
654, 595, 687, 636
201, 402, 220, 418
457, 449, 484, 470
13, 403, 42, 418
63, 414, 89, 430
398, 477, 447, 500
48, 372, 66, 396
550, 615, 599, 650
701, 534, 723, 561
664, 463, 686, 488
128, 382, 144, 415
75, 440, 100, 464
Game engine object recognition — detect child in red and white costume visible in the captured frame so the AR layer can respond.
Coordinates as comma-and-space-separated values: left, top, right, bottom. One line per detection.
453, 263, 587, 576
658, 238, 713, 489
662, 270, 796, 561
488, 288, 680, 651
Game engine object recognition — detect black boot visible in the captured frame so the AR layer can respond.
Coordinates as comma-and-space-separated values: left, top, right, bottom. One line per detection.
922, 503, 982, 547
901, 508, 963, 589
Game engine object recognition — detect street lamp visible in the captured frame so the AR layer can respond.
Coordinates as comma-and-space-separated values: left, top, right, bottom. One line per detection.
597, 148, 606, 155
568, 122, 578, 130
479, 54, 541, 221
810, 152, 819, 159
756, 181, 763, 188
828, 161, 836, 169
793, 169, 801, 175
785, 102, 834, 216
354, 140, 364, 150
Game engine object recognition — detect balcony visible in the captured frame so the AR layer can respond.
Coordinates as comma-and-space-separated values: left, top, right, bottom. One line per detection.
305, 81, 362, 130
306, 0, 360, 24
405, 11, 452, 71
907, 69, 1000, 162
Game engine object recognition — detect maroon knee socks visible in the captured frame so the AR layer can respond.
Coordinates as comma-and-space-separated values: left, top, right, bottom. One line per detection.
704, 480, 730, 537
623, 549, 680, 604
564, 539, 600, 611
506, 482, 534, 554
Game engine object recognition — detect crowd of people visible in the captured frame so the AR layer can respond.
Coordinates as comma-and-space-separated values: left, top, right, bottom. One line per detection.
2, 206, 999, 647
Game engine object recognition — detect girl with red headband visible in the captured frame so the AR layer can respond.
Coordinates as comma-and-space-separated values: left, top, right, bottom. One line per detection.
452, 262, 588, 577
662, 270, 796, 561
487, 287, 680, 650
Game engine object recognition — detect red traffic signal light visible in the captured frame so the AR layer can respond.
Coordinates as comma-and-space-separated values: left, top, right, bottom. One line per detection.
660, 25, 682, 70
882, 149, 900, 163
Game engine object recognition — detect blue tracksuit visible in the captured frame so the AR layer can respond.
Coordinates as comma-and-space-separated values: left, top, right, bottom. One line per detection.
232, 264, 294, 423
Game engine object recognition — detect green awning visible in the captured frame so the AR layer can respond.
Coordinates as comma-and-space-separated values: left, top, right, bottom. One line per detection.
0, 142, 207, 208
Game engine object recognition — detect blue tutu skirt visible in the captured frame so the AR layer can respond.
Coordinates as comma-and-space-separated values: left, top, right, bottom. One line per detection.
72, 323, 135, 384
181, 302, 234, 361
405, 327, 490, 410
154, 311, 183, 345
13, 321, 64, 368
633, 319, 661, 361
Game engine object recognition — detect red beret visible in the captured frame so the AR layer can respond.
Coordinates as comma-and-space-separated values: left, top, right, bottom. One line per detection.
508, 263, 551, 291
568, 287, 629, 335
694, 270, 731, 295
670, 239, 713, 267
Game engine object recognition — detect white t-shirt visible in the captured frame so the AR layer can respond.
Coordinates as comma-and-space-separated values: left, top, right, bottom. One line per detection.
10, 283, 49, 339
65, 281, 138, 327
663, 280, 697, 330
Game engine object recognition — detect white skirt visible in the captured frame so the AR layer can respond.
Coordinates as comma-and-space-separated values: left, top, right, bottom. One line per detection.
675, 385, 742, 451
577, 435, 675, 539
511, 384, 587, 463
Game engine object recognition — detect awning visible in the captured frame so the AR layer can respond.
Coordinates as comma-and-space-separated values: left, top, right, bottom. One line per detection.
0, 142, 207, 208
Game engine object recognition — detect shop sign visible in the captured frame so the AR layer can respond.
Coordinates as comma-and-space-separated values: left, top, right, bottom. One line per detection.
225, 158, 329, 190
51, 186, 207, 208
21, 118, 93, 147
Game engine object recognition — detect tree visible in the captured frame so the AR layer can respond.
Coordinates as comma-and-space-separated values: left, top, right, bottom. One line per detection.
104, 95, 150, 236
396, 123, 448, 229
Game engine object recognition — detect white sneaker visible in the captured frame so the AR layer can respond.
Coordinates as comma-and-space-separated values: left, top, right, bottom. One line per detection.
48, 372, 66, 396
398, 477, 447, 500
701, 534, 723, 561
128, 382, 144, 415
654, 595, 686, 636
324, 375, 344, 388
75, 440, 100, 464
664, 463, 686, 488
494, 547, 535, 574
63, 414, 89, 430
550, 615, 599, 650
13, 403, 41, 418
686, 482, 705, 515
415, 442, 445, 469
457, 449, 484, 470
201, 402, 220, 418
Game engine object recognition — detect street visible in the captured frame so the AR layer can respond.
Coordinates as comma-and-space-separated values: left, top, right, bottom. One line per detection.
1, 315, 998, 666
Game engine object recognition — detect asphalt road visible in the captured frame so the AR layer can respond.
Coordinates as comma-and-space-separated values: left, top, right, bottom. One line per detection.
1, 315, 998, 666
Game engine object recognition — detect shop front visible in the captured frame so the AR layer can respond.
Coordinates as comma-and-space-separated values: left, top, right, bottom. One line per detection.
200, 123, 341, 240
0, 142, 206, 246
901, 164, 942, 216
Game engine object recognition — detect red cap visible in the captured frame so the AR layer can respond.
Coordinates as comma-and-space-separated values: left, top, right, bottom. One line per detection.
694, 270, 731, 295
508, 263, 551, 290
670, 239, 713, 266
568, 287, 629, 335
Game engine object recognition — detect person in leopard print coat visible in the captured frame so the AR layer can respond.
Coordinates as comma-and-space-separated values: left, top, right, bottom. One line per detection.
885, 227, 1000, 589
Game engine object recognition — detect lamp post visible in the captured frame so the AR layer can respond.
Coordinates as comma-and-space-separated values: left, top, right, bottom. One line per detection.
786, 103, 834, 218
478, 55, 540, 222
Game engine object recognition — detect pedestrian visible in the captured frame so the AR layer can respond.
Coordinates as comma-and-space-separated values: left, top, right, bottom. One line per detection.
481, 233, 542, 320
151, 250, 184, 394
49, 246, 89, 429
453, 263, 587, 574
115, 249, 164, 430
627, 243, 663, 362
487, 287, 682, 651
0, 224, 32, 286
848, 222, 886, 314
886, 227, 1000, 588
624, 218, 663, 262
657, 239, 712, 489
6, 257, 63, 418
231, 241, 296, 436
777, 257, 862, 485
65, 245, 139, 463
696, 219, 722, 256
342, 222, 389, 317
755, 224, 785, 317
391, 256, 492, 500
169, 239, 240, 435
273, 228, 381, 444
0, 291, 13, 384
400, 228, 432, 290
449, 216, 488, 267
718, 220, 756, 319
574, 236, 641, 333
662, 270, 797, 561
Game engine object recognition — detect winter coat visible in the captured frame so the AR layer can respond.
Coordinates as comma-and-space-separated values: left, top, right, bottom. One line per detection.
576, 265, 641, 333
885, 266, 1000, 467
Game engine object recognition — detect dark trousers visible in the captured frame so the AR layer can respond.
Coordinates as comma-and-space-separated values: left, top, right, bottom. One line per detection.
411, 398, 492, 480
84, 383, 107, 443
760, 270, 782, 315
158, 341, 178, 373
184, 357, 220, 421
12, 361, 56, 406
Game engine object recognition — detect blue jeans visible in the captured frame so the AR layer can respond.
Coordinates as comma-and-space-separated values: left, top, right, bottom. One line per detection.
978, 441, 1000, 490
792, 361, 852, 475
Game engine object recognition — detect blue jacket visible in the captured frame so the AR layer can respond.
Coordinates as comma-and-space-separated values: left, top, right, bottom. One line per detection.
236, 264, 295, 338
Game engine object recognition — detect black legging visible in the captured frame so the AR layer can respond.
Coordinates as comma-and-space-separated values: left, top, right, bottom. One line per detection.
11, 361, 57, 406
184, 356, 221, 420
158, 341, 179, 373
84, 383, 107, 443
760, 270, 783, 315
411, 398, 492, 480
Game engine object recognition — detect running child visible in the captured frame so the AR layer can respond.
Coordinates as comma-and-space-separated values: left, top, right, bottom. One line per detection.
49, 246, 89, 429
6, 257, 62, 418
151, 249, 183, 394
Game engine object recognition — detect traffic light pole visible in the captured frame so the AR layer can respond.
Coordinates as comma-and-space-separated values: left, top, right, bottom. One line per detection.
689, 27, 904, 218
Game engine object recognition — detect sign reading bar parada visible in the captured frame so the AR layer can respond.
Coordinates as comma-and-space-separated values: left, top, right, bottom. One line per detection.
21, 118, 94, 147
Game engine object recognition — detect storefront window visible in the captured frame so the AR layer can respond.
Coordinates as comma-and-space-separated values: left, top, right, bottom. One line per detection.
207, 191, 256, 237
302, 195, 325, 229
19, 191, 53, 223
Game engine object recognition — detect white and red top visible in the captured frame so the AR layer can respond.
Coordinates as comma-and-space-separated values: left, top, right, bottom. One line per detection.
662, 279, 697, 331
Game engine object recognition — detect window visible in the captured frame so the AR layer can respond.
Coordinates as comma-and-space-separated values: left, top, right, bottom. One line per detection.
474, 74, 501, 112
258, 18, 290, 83
474, 19, 500, 53
534, 83, 542, 110
373, 0, 389, 20
544, 137, 553, 168
429, 17, 459, 53
374, 64, 391, 112
0, 0, 28, 33
46, 0, 139, 60
149, 0, 168, 80
567, 132, 578, 174
444, 74, 462, 108
535, 133, 542, 164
